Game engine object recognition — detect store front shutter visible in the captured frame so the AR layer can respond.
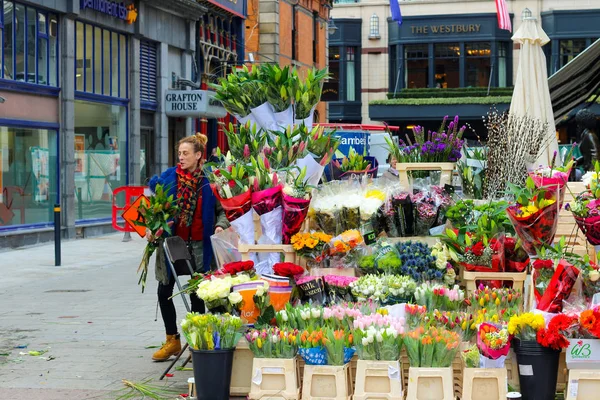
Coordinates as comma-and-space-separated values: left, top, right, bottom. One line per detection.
140, 41, 158, 109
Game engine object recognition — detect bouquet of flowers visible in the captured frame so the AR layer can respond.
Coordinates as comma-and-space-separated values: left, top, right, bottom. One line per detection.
332, 147, 378, 179
273, 262, 305, 279
508, 312, 546, 341
405, 304, 427, 330
404, 326, 461, 368
275, 304, 324, 331
352, 315, 404, 361
428, 310, 476, 342
328, 229, 365, 269
536, 314, 578, 350
462, 344, 481, 368
350, 275, 386, 304
469, 286, 521, 323
477, 323, 510, 367
323, 304, 363, 331
180, 313, 244, 350
506, 177, 560, 256
414, 282, 465, 312
294, 67, 328, 126
580, 258, 600, 302
215, 260, 256, 277
195, 274, 252, 313
568, 162, 600, 247
245, 327, 299, 358
385, 275, 418, 304
411, 187, 453, 235
298, 329, 328, 365
282, 167, 313, 244
291, 231, 332, 267
504, 237, 530, 273
396, 241, 446, 282
323, 329, 355, 366
223, 122, 265, 163
527, 149, 574, 206
324, 275, 358, 303
298, 125, 340, 185
579, 308, 600, 338
135, 183, 179, 292
457, 146, 487, 199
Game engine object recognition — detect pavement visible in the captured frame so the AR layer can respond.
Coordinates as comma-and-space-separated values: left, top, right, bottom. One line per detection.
0, 233, 199, 400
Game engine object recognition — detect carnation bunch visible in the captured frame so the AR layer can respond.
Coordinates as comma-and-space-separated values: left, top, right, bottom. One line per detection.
507, 312, 545, 341
245, 327, 299, 358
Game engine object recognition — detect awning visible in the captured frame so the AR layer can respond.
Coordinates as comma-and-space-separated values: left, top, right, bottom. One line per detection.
549, 39, 600, 124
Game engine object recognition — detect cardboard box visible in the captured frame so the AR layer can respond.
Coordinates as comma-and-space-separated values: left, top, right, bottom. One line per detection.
566, 339, 600, 369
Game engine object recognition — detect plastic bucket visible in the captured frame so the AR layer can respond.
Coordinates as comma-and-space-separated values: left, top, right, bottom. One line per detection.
512, 339, 560, 400
191, 348, 235, 400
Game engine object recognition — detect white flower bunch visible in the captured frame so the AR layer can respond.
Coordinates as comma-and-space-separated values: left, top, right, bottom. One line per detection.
431, 240, 451, 270
385, 275, 417, 298
350, 275, 386, 302
195, 274, 251, 303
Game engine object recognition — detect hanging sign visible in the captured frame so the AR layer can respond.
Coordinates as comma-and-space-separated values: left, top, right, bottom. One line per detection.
165, 90, 227, 119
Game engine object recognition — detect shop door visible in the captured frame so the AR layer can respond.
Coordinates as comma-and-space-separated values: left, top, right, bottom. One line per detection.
168, 117, 187, 166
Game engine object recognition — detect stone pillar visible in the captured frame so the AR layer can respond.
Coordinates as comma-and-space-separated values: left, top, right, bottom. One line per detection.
129, 37, 141, 185
182, 51, 193, 136
60, 17, 76, 239
156, 43, 170, 172
259, 0, 279, 63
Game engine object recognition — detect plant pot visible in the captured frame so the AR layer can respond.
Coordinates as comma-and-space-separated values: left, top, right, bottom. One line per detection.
191, 348, 236, 400
512, 339, 560, 400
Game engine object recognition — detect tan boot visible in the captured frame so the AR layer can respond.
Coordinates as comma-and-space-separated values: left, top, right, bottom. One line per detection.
152, 334, 182, 361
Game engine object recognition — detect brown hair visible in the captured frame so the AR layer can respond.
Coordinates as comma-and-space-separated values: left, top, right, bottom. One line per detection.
178, 132, 208, 155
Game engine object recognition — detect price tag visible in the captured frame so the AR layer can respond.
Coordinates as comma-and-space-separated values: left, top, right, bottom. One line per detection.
518, 364, 533, 376
570, 379, 579, 398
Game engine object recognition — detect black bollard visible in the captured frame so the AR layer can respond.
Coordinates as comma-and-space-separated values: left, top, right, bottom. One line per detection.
54, 204, 61, 266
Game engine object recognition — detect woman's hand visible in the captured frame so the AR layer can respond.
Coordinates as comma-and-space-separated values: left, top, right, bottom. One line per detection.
214, 226, 224, 234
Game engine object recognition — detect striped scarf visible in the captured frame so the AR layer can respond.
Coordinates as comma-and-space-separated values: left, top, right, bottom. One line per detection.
176, 164, 203, 227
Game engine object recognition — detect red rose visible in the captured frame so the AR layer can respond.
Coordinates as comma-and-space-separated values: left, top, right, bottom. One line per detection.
273, 262, 304, 278
533, 258, 554, 270
228, 180, 236, 188
471, 242, 485, 257
222, 260, 254, 275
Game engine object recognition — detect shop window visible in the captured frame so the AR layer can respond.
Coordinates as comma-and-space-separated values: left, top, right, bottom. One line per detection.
0, 126, 58, 229
559, 39, 587, 69
74, 100, 127, 221
405, 44, 429, 89
1, 1, 58, 85
75, 22, 127, 98
346, 47, 357, 101
498, 42, 507, 88
465, 42, 491, 87
322, 46, 340, 101
434, 43, 459, 88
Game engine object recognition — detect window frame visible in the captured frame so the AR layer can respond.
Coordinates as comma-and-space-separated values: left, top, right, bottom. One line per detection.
74, 21, 129, 100
0, 1, 58, 86
369, 14, 380, 39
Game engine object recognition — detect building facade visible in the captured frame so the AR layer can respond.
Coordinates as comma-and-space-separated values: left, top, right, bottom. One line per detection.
330, 0, 600, 126
244, 0, 331, 122
0, 0, 244, 248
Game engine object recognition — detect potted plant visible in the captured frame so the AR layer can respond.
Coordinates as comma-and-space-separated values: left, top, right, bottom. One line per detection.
180, 313, 244, 400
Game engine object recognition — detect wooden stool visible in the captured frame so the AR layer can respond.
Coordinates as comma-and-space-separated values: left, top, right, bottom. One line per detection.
406, 367, 454, 400
462, 368, 507, 400
353, 360, 403, 400
566, 369, 600, 400
249, 358, 300, 400
396, 162, 455, 191
301, 364, 353, 400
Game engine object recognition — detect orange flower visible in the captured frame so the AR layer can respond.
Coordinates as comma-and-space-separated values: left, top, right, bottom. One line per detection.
581, 310, 597, 331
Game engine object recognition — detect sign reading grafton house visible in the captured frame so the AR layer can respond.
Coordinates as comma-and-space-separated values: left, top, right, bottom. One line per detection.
80, 0, 138, 24
411, 24, 481, 35
165, 90, 227, 119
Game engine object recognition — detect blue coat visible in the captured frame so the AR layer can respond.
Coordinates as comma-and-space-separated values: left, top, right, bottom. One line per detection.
149, 167, 226, 271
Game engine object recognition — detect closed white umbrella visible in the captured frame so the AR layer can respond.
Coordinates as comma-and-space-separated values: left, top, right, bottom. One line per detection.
510, 8, 558, 165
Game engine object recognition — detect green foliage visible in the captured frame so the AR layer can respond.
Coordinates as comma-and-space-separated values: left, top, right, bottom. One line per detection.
387, 87, 514, 99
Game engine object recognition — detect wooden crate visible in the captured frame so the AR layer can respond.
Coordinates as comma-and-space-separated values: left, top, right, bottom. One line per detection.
566, 369, 600, 400
353, 360, 403, 400
396, 162, 455, 191
230, 337, 255, 396
461, 368, 507, 400
460, 270, 527, 299
301, 364, 353, 400
406, 367, 454, 400
238, 243, 296, 263
249, 358, 300, 400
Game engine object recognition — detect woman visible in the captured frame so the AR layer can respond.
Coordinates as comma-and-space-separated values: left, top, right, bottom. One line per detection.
148, 133, 229, 361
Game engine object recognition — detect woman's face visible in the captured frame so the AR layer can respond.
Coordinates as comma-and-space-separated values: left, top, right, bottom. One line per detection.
178, 143, 201, 172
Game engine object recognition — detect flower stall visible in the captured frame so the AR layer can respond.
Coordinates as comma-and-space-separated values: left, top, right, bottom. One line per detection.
134, 64, 600, 400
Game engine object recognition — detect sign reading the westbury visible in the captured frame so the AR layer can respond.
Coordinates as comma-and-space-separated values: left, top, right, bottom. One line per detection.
411, 24, 481, 35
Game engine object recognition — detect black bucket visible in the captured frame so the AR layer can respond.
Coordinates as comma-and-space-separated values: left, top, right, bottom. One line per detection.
191, 348, 235, 400
512, 339, 560, 400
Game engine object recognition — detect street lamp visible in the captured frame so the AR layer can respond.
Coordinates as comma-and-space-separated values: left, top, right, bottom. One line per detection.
327, 18, 338, 35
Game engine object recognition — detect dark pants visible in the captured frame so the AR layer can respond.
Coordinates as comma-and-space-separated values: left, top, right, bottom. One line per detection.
158, 277, 204, 335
